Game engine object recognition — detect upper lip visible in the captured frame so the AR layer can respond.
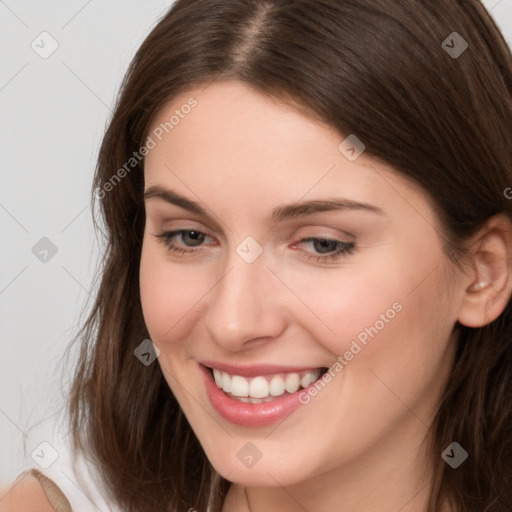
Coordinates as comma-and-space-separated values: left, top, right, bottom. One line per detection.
200, 361, 327, 378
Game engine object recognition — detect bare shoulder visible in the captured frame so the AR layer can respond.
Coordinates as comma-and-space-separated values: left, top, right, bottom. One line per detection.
0, 473, 56, 512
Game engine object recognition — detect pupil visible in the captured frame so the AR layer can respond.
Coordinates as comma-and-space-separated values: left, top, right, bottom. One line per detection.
184, 230, 204, 246
314, 239, 337, 254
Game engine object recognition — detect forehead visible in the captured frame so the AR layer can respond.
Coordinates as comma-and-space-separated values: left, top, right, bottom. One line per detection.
146, 80, 341, 165
143, 81, 433, 225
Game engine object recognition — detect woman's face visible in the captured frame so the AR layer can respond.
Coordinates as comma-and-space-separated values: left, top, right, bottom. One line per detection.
139, 80, 462, 489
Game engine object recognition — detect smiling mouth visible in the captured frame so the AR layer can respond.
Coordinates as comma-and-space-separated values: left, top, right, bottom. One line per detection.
205, 366, 330, 404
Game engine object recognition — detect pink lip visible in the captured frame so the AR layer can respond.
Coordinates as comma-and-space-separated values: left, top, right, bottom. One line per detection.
199, 360, 324, 378
199, 363, 318, 427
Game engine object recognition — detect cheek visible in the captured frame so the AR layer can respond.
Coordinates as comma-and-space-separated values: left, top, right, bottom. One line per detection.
329, 267, 456, 418
285, 262, 408, 359
139, 243, 203, 345
288, 255, 453, 383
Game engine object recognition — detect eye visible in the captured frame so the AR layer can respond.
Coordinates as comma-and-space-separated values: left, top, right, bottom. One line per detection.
154, 229, 213, 256
294, 237, 356, 263
153, 230, 356, 263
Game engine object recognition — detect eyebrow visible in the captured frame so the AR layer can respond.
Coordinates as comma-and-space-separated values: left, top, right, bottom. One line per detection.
143, 185, 384, 223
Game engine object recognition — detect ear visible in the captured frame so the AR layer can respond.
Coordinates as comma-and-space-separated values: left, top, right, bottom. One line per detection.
457, 213, 512, 328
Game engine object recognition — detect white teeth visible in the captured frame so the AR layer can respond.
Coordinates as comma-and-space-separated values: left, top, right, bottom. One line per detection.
230, 375, 249, 397
269, 375, 285, 396
249, 376, 269, 398
211, 368, 323, 400
301, 371, 316, 388
284, 373, 301, 393
213, 369, 223, 388
236, 395, 277, 404
222, 372, 231, 393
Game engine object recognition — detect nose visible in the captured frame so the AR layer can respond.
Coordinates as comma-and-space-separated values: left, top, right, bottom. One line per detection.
201, 247, 287, 352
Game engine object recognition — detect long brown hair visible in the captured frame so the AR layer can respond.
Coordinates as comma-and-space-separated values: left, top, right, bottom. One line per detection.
67, 1, 512, 510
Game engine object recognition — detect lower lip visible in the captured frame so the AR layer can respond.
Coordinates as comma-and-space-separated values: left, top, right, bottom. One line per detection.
200, 364, 314, 427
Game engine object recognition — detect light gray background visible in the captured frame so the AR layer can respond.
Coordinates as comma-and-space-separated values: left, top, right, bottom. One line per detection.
1, 0, 511, 488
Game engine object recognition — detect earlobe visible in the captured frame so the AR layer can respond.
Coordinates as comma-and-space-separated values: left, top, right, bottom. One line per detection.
457, 214, 512, 328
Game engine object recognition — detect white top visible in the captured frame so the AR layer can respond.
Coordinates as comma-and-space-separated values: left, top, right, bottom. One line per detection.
21, 426, 122, 512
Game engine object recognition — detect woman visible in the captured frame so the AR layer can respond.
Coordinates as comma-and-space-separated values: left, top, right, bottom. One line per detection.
2, 0, 512, 511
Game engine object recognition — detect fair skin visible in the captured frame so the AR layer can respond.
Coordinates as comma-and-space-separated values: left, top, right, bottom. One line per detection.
139, 80, 512, 512
0, 474, 55, 512
2, 80, 510, 511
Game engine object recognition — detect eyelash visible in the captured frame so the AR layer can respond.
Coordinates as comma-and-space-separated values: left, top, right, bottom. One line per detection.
154, 229, 356, 263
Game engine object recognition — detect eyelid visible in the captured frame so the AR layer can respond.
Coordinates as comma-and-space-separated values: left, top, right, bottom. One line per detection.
293, 226, 355, 243
157, 221, 217, 239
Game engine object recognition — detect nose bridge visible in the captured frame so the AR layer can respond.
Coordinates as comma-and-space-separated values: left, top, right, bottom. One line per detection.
202, 243, 284, 349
